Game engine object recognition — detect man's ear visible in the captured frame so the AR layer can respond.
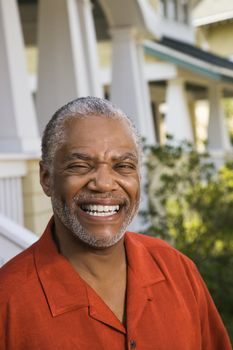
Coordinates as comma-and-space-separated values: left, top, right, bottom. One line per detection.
39, 161, 52, 197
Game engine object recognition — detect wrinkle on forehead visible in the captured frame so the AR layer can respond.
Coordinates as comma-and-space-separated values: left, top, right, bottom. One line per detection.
63, 150, 139, 164
64, 116, 137, 143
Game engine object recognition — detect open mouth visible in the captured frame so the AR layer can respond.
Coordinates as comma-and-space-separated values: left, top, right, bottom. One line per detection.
80, 204, 120, 217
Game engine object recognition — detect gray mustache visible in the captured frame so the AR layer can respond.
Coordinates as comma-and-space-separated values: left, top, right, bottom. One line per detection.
73, 193, 129, 204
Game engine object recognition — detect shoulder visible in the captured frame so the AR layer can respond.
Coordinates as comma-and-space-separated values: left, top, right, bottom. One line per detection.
126, 232, 205, 298
0, 242, 37, 301
126, 231, 196, 270
126, 231, 181, 254
127, 231, 172, 248
0, 219, 54, 301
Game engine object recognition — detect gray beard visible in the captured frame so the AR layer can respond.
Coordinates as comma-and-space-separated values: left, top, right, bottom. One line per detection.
51, 194, 139, 248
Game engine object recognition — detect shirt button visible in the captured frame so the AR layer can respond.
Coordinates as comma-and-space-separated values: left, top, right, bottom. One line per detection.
130, 339, 136, 349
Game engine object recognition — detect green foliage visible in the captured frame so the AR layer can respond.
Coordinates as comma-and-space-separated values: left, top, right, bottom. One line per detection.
223, 98, 233, 145
142, 137, 233, 342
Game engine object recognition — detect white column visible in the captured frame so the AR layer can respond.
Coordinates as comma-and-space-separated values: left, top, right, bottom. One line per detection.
110, 27, 156, 145
36, 0, 102, 134
207, 85, 231, 152
77, 0, 102, 97
0, 0, 40, 153
110, 27, 155, 232
165, 78, 194, 141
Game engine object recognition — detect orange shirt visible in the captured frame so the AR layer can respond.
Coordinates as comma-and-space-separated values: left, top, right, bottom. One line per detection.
0, 220, 231, 350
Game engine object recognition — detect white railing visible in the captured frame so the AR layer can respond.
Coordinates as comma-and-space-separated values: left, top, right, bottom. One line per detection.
0, 154, 28, 225
0, 213, 37, 267
0, 155, 39, 266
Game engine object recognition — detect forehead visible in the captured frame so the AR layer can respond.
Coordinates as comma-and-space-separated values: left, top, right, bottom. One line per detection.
59, 115, 138, 157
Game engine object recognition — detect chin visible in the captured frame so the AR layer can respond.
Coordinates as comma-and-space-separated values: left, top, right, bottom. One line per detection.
73, 227, 126, 249
52, 196, 133, 248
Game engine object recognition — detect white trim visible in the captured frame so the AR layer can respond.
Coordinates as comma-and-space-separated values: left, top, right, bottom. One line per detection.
193, 11, 233, 26
0, 160, 27, 178
144, 62, 177, 81
0, 153, 40, 161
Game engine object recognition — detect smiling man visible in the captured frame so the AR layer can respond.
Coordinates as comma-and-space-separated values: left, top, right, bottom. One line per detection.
0, 97, 231, 349
45, 114, 140, 252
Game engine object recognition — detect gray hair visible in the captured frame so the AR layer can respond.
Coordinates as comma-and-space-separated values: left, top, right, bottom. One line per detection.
41, 96, 141, 168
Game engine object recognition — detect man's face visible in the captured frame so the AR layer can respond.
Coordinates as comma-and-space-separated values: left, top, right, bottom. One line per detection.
41, 116, 140, 248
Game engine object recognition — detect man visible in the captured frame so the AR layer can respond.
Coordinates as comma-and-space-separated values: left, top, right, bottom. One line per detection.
0, 96, 231, 349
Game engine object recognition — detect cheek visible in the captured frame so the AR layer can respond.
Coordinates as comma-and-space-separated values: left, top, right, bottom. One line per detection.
54, 176, 86, 195
133, 178, 141, 204
121, 177, 140, 202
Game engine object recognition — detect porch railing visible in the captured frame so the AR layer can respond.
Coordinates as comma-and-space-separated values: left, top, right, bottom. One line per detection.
0, 154, 27, 225
0, 213, 37, 267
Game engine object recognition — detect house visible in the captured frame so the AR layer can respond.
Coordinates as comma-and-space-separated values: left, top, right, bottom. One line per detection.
192, 0, 233, 152
1, 0, 233, 264
192, 0, 233, 59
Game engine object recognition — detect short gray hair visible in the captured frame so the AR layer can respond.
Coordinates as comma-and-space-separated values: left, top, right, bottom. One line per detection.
41, 96, 141, 168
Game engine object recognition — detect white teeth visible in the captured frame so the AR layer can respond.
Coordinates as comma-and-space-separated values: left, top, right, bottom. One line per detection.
81, 204, 120, 216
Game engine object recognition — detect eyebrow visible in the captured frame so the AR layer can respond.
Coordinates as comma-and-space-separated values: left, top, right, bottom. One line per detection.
65, 153, 93, 161
112, 152, 138, 162
65, 152, 138, 163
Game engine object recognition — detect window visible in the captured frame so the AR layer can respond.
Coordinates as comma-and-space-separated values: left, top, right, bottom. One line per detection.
180, 0, 189, 24
160, 0, 168, 17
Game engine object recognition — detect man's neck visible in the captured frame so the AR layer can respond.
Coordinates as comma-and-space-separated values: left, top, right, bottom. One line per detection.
64, 236, 126, 282
54, 222, 127, 324
53, 219, 127, 281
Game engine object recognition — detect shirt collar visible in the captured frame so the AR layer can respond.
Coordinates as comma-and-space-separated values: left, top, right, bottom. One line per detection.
125, 232, 166, 287
34, 219, 166, 318
34, 218, 89, 317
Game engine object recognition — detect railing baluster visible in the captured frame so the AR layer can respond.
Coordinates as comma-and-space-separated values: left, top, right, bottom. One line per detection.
0, 157, 27, 225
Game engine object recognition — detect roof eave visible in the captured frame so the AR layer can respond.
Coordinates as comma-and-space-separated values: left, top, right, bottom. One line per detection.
144, 40, 233, 84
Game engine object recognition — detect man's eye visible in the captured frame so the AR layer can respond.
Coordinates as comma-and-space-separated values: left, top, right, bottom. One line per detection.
68, 164, 91, 173
115, 163, 136, 173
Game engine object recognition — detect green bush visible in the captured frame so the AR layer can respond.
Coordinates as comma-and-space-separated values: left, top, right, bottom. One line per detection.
142, 137, 233, 342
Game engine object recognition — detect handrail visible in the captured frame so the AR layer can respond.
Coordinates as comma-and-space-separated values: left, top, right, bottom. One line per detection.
0, 213, 37, 267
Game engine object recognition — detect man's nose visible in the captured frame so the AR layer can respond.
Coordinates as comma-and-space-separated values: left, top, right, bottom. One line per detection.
87, 165, 117, 192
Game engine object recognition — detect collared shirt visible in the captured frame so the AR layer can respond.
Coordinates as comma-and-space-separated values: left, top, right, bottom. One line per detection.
0, 219, 231, 349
